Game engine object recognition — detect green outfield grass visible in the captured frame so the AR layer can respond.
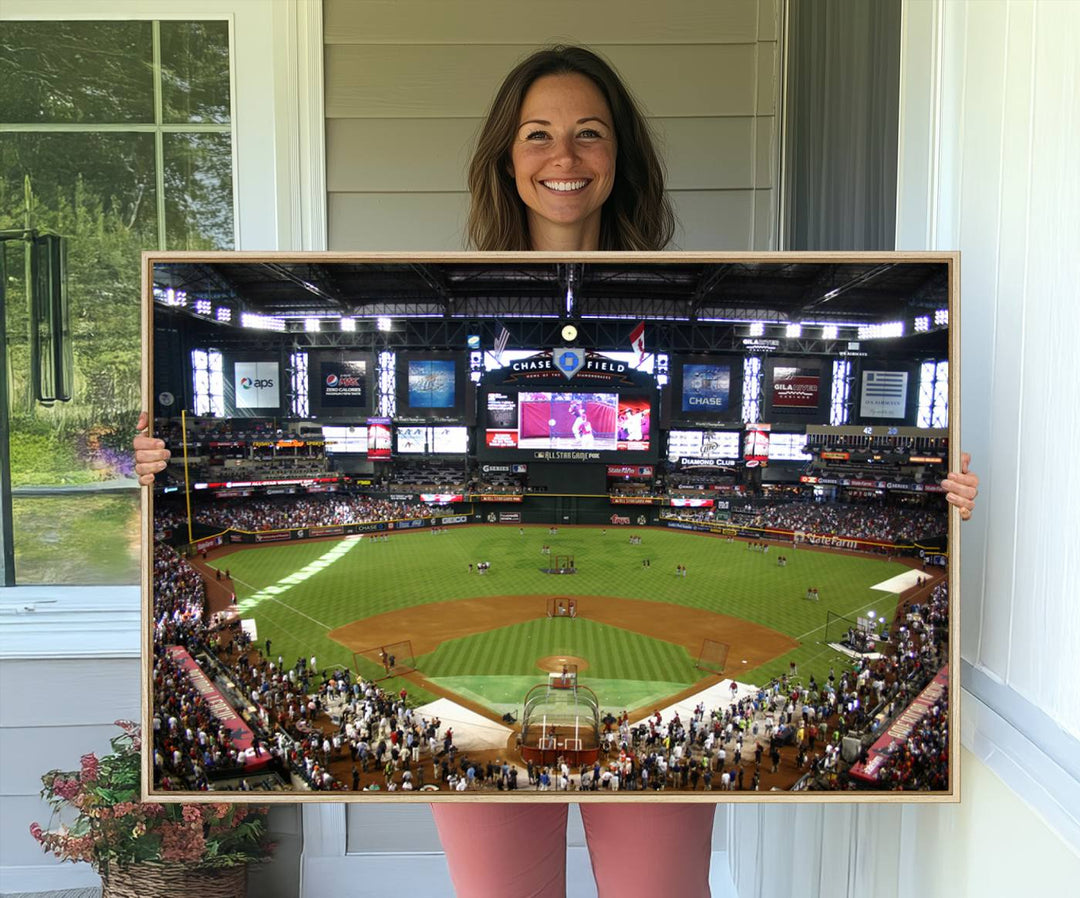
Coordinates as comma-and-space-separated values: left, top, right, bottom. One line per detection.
218, 525, 910, 712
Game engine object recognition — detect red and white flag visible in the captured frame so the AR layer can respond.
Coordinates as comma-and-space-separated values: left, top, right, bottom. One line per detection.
629, 321, 646, 364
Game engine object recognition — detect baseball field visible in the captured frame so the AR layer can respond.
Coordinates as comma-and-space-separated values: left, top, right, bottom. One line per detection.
211, 525, 911, 722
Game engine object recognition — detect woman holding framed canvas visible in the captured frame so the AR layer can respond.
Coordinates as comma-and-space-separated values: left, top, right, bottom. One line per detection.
135, 45, 978, 898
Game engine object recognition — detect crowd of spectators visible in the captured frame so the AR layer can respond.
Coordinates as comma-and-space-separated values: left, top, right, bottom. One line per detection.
873, 692, 949, 790
149, 479, 951, 794
741, 501, 945, 542
525, 579, 951, 794
152, 545, 247, 789
191, 494, 435, 533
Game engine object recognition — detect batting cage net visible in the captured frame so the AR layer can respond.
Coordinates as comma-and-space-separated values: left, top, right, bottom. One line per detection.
354, 639, 416, 680
695, 638, 729, 675
546, 596, 579, 618
824, 610, 859, 645
520, 682, 600, 766
542, 554, 576, 574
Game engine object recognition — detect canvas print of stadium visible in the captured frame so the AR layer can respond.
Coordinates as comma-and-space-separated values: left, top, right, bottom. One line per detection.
143, 253, 958, 802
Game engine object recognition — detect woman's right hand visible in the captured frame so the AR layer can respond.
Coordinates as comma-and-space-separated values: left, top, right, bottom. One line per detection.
134, 411, 170, 486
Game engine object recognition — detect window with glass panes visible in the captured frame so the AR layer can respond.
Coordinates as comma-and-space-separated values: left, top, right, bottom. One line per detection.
0, 20, 234, 584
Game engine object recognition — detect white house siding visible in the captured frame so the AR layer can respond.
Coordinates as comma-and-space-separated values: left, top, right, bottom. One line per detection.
323, 0, 781, 250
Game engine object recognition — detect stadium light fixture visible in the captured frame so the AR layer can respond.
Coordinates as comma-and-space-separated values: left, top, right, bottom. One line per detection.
340, 317, 356, 332
194, 298, 212, 316
822, 324, 838, 340
935, 308, 949, 326
377, 316, 393, 332
915, 315, 930, 332
858, 321, 905, 339
305, 317, 321, 332
241, 312, 287, 332
785, 323, 802, 338
749, 321, 765, 337
215, 306, 232, 323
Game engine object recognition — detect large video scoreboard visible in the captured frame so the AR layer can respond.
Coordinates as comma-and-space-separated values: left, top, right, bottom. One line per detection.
479, 351, 657, 463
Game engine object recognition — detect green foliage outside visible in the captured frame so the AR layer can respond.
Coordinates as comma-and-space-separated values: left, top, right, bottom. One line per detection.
2, 21, 233, 583
214, 526, 908, 714
13, 493, 140, 585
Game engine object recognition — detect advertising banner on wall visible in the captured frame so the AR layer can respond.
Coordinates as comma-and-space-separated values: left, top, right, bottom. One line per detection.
367, 417, 392, 459
681, 363, 731, 412
772, 367, 820, 408
234, 361, 278, 408
320, 359, 367, 407
860, 370, 909, 418
606, 464, 654, 478
744, 423, 771, 466
408, 359, 456, 408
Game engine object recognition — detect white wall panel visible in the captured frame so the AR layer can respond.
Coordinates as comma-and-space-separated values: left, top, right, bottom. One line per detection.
899, 0, 1080, 733
1006, 2, 1080, 718
918, 0, 1080, 729
345, 804, 443, 853
954, 0, 1013, 680
0, 659, 140, 728
0, 723, 122, 795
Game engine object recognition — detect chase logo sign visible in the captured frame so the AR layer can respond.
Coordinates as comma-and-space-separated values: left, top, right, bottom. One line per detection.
555, 347, 585, 380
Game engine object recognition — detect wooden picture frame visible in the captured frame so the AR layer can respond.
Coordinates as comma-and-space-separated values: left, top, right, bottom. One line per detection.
142, 251, 959, 804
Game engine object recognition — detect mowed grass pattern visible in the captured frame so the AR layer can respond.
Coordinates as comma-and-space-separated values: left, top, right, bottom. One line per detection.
216, 526, 910, 703
419, 618, 697, 681
419, 617, 698, 716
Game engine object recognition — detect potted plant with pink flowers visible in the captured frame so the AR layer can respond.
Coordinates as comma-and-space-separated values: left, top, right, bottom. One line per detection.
30, 720, 273, 898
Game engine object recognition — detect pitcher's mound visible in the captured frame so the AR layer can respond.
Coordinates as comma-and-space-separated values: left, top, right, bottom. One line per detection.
536, 655, 589, 673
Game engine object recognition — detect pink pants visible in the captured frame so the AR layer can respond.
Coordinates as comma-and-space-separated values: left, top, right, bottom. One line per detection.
431, 803, 714, 898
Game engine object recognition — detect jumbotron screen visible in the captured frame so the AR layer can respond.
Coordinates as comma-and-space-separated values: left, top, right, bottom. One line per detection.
483, 390, 652, 455
396, 425, 469, 454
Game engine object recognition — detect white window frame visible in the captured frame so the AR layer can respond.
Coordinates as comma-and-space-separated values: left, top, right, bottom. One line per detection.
0, 0, 325, 649
0, 8, 323, 890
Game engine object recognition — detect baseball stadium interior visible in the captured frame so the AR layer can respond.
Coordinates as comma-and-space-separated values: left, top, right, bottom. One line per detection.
150, 258, 952, 797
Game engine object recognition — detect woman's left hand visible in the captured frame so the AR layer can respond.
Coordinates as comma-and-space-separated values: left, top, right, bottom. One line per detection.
942, 451, 979, 521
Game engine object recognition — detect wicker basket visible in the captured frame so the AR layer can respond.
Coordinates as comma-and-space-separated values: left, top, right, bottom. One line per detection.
100, 862, 247, 898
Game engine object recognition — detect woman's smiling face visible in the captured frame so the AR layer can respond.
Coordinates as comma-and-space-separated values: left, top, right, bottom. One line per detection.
509, 72, 617, 250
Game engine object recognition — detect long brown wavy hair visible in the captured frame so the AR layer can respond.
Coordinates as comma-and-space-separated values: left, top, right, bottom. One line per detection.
467, 46, 675, 251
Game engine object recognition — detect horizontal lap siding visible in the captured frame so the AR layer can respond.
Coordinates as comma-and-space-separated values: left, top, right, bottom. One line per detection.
324, 0, 762, 45
0, 658, 140, 870
324, 0, 780, 251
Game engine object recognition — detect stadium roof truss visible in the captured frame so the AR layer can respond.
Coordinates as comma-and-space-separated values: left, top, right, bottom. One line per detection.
152, 259, 950, 356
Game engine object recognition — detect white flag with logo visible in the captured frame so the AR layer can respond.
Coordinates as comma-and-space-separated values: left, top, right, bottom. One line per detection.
859, 370, 908, 418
